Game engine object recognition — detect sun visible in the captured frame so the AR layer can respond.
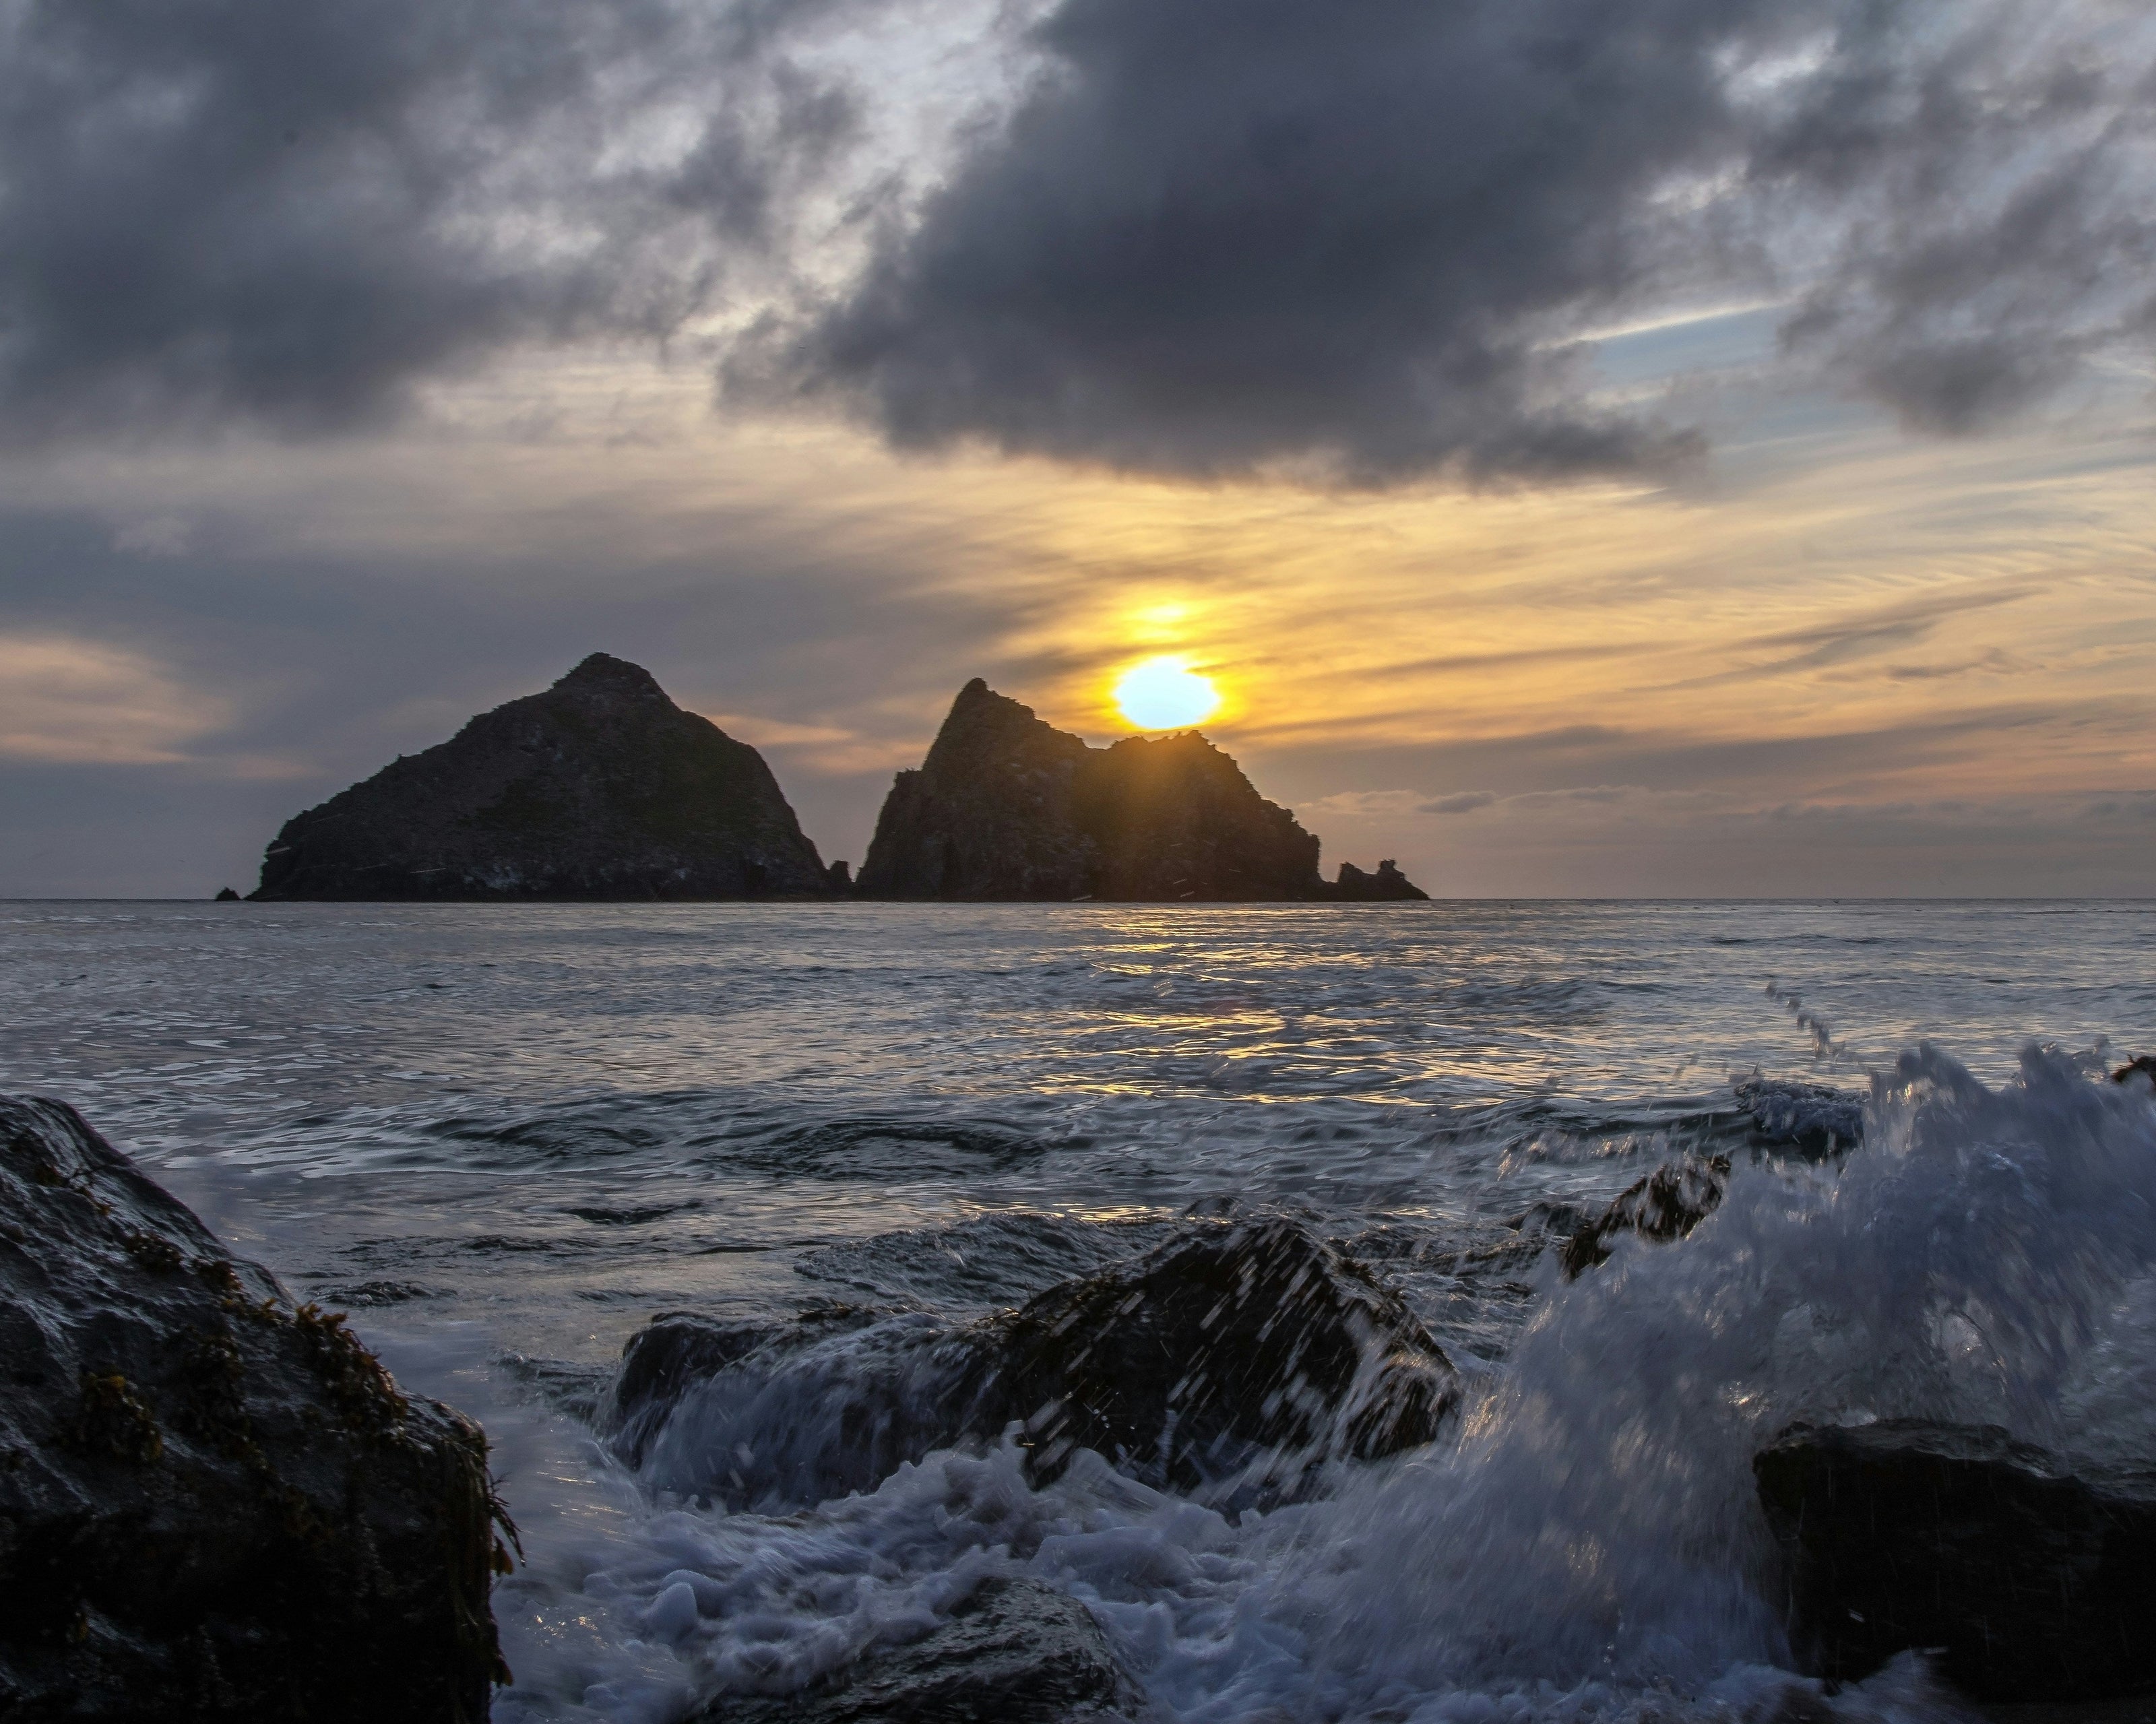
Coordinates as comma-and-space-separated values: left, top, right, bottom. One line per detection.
1112, 656, 1222, 731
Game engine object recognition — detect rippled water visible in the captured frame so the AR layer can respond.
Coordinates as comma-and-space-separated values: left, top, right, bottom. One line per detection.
5, 899, 2155, 1723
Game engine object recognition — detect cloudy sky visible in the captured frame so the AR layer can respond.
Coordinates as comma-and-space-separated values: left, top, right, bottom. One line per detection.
3, 0, 2154, 897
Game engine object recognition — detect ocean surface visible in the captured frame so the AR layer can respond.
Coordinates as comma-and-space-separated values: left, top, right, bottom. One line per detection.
7, 899, 2156, 1723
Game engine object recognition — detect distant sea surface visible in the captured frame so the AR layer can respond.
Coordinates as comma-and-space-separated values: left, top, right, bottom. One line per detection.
7, 900, 2156, 1723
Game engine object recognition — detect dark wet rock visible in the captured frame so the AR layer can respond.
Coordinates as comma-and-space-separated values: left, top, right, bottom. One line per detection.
212, 887, 239, 902
252, 652, 830, 900
1560, 1153, 1732, 1277
0, 1095, 511, 1722
707, 1576, 1139, 1723
1327, 859, 1429, 901
1736, 1075, 1865, 1155
965, 1217, 1458, 1490
614, 1220, 1457, 1507
858, 678, 1414, 901
1754, 1419, 2156, 1701
2111, 1055, 2156, 1085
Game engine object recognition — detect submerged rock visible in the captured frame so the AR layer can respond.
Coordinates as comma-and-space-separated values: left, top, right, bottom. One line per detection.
1754, 1419, 2156, 1701
611, 1219, 1457, 1507
856, 678, 1424, 901
252, 652, 830, 900
0, 1095, 511, 1722
708, 1577, 1138, 1723
1560, 1153, 1732, 1277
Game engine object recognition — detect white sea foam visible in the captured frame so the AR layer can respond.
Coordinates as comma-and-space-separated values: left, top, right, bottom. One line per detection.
492, 1044, 2156, 1723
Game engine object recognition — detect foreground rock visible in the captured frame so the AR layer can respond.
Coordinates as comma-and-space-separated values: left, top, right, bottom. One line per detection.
1754, 1419, 2156, 1701
0, 1095, 510, 1721
1560, 1153, 1732, 1276
612, 1219, 1457, 1506
965, 1217, 1457, 1490
709, 1577, 1138, 1723
856, 678, 1424, 901
253, 652, 830, 899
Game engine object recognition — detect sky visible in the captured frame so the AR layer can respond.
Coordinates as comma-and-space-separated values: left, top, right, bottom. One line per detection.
3, 0, 2154, 897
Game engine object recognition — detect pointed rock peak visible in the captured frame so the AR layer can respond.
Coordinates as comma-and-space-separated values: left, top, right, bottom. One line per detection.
552, 653, 672, 705
925, 677, 1081, 767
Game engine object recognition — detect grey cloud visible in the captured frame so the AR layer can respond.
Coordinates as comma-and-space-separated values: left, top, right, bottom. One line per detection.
1422, 792, 1498, 816
754, 0, 2153, 484
1760, 19, 2156, 433
0, 0, 862, 439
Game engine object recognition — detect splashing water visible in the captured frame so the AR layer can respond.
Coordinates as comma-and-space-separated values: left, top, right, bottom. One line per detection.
489, 1044, 2156, 1723
7, 901, 2156, 1722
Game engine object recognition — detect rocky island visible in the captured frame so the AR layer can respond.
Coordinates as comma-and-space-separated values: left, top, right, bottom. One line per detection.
251, 654, 834, 901
857, 678, 1428, 901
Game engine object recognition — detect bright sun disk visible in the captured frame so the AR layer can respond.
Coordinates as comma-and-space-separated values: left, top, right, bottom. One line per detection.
1113, 656, 1222, 730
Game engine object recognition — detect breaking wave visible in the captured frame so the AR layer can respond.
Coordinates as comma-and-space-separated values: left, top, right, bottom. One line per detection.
491, 1043, 2156, 1723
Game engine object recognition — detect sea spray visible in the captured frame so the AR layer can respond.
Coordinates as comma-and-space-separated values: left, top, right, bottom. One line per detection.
512, 1044, 2156, 1722
1296, 1044, 2156, 1705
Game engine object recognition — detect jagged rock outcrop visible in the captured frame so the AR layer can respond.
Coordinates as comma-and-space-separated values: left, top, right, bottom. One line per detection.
1331, 860, 1428, 901
253, 653, 829, 900
610, 1219, 1457, 1508
1560, 1153, 1732, 1277
706, 1578, 1138, 1724
857, 679, 1424, 901
965, 1216, 1458, 1491
1754, 1419, 2156, 1700
0, 1095, 511, 1721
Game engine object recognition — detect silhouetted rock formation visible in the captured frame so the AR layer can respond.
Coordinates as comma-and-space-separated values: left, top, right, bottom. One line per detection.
858, 679, 1424, 901
708, 1577, 1138, 1724
212, 887, 239, 901
1755, 1419, 2156, 1700
0, 1095, 510, 1721
252, 653, 829, 900
609, 1217, 1457, 1508
1330, 860, 1428, 900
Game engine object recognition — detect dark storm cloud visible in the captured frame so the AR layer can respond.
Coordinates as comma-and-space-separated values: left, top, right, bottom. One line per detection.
1760, 11, 2156, 434
0, 0, 860, 437
755, 0, 2153, 484
3, 0, 2145, 473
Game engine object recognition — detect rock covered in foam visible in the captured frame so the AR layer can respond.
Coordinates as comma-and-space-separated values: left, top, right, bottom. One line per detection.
1559, 1153, 1732, 1277
610, 1219, 1457, 1508
707, 1576, 1138, 1723
0, 1095, 511, 1721
1734, 1075, 1865, 1155
1754, 1419, 2156, 1700
252, 651, 831, 899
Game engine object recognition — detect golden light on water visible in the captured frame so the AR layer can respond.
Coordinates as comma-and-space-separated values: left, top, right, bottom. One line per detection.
1113, 656, 1222, 730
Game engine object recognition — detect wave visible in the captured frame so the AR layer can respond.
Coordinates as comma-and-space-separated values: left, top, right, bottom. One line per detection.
495, 1044, 2156, 1723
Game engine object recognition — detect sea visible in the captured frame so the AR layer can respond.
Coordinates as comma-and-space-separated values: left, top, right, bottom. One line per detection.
7, 898, 2156, 1724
